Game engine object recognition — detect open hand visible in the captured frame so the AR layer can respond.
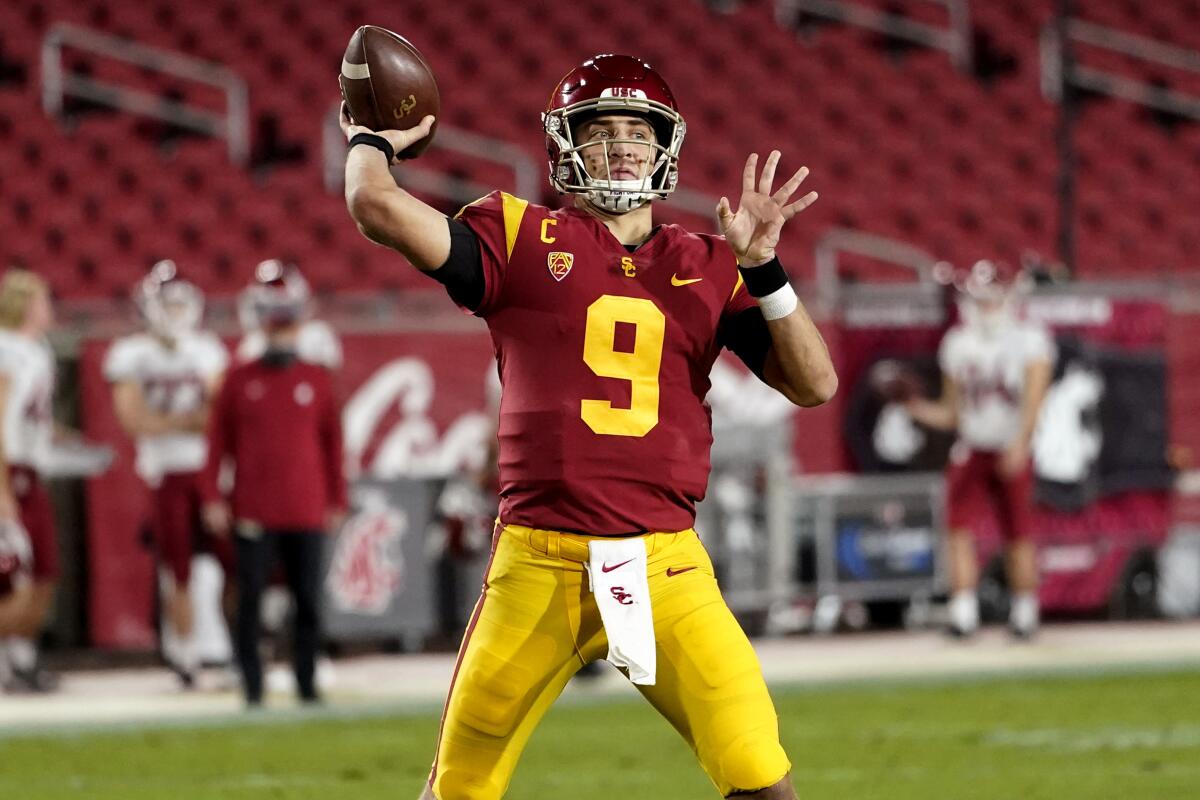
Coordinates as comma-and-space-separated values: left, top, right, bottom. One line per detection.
340, 102, 435, 163
717, 151, 817, 267
202, 501, 232, 538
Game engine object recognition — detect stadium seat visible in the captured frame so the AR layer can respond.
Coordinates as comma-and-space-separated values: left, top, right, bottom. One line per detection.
3, 0, 1200, 295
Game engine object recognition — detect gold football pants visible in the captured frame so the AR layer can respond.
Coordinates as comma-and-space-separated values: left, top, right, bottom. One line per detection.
428, 523, 791, 799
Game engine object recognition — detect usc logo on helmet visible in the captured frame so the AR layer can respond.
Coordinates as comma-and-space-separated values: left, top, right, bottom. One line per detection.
601, 87, 648, 99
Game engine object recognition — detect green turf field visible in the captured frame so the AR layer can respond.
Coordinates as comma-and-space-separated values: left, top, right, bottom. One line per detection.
2, 667, 1198, 799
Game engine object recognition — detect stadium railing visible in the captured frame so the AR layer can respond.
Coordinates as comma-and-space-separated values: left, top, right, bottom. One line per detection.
41, 22, 249, 164
320, 101, 724, 229
1041, 18, 1200, 121
775, 0, 973, 71
321, 101, 540, 200
813, 227, 940, 315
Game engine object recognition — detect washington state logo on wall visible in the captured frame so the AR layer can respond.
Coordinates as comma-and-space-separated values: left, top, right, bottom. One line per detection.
327, 492, 407, 615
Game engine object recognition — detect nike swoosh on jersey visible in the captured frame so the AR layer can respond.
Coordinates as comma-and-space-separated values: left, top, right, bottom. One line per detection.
670, 274, 704, 286
665, 566, 697, 577
601, 558, 636, 573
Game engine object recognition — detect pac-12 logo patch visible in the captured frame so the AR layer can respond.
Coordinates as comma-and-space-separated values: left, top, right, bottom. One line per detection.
547, 251, 574, 281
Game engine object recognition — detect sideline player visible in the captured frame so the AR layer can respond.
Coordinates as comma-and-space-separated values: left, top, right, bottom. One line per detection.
906, 260, 1054, 638
0, 270, 60, 692
343, 55, 836, 800
202, 264, 346, 708
236, 260, 342, 370
104, 261, 230, 686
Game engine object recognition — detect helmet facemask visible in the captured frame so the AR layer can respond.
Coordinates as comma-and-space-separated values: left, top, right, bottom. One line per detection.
955, 260, 1028, 338
138, 260, 203, 341
544, 96, 685, 214
239, 259, 311, 333
960, 293, 1012, 338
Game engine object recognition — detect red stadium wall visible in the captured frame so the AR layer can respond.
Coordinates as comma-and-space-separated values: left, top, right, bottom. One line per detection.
79, 329, 498, 648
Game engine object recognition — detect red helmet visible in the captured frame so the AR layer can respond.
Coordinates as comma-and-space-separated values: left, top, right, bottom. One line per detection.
543, 54, 686, 213
935, 259, 1029, 299
238, 259, 311, 331
934, 259, 1030, 334
136, 259, 203, 339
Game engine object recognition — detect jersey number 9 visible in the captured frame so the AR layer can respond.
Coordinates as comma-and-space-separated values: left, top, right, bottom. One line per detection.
581, 295, 666, 437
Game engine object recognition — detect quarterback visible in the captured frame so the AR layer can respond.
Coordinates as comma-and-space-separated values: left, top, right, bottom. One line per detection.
343, 55, 837, 799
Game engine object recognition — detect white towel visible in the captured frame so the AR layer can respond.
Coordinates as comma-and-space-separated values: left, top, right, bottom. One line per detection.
588, 537, 656, 685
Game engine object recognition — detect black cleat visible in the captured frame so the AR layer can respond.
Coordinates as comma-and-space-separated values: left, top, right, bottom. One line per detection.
168, 662, 196, 690
5, 666, 60, 694
1008, 623, 1038, 641
945, 623, 978, 640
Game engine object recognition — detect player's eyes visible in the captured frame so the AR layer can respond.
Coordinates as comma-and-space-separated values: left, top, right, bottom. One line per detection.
585, 128, 649, 142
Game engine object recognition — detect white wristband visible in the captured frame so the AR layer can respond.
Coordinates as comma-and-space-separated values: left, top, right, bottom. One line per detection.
757, 283, 798, 321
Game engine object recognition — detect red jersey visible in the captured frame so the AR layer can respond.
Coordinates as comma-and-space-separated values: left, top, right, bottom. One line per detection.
457, 191, 757, 535
201, 357, 346, 531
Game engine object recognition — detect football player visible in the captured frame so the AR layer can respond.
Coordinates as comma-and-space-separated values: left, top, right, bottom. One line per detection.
236, 260, 342, 370
0, 270, 61, 692
343, 55, 836, 800
905, 260, 1054, 638
104, 261, 230, 686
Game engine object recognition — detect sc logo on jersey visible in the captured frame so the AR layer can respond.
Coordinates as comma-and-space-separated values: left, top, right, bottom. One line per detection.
610, 586, 634, 605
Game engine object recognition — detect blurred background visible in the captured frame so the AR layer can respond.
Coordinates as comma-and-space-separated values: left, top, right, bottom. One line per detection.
1, 0, 1200, 777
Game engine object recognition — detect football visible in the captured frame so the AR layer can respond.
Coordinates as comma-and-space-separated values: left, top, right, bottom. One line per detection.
339, 25, 440, 159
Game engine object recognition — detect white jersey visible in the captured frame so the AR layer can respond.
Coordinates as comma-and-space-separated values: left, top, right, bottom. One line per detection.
0, 330, 55, 470
939, 319, 1056, 451
237, 319, 342, 369
104, 331, 228, 481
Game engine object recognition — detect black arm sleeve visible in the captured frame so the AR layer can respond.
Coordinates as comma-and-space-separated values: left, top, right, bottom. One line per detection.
427, 218, 486, 311
716, 306, 773, 380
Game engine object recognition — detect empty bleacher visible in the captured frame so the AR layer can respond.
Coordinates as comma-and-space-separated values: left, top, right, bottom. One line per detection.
0, 0, 1198, 300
